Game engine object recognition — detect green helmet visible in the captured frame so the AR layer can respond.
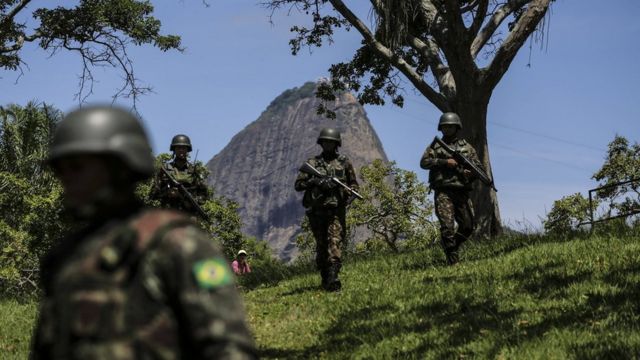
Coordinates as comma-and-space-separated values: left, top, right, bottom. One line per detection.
317, 128, 341, 146
438, 112, 462, 130
48, 105, 154, 180
170, 134, 192, 152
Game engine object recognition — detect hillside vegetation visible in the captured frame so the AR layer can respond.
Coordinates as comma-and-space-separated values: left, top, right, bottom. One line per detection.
3, 229, 639, 359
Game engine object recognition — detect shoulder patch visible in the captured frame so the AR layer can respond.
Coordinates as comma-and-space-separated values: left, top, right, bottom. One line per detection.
192, 258, 233, 289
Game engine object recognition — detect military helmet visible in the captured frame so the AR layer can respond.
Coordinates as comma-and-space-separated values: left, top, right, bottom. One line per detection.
438, 112, 462, 130
47, 105, 154, 180
317, 128, 342, 146
170, 134, 192, 152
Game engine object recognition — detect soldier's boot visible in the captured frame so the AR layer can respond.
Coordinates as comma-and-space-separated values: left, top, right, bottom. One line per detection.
320, 268, 330, 290
326, 263, 342, 292
444, 248, 459, 266
453, 232, 469, 250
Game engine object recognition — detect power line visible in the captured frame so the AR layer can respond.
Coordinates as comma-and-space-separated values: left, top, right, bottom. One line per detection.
488, 120, 605, 153
402, 96, 606, 153
490, 142, 595, 174
383, 106, 596, 174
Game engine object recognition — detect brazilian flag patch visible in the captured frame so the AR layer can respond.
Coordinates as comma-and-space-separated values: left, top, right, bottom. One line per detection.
192, 258, 232, 289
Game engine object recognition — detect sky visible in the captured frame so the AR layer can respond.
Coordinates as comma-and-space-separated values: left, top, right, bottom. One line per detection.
2, 0, 639, 231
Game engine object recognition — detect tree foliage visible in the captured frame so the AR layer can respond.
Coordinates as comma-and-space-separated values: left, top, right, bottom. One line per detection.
0, 102, 67, 296
592, 135, 640, 217
543, 193, 594, 235
544, 135, 640, 234
0, 0, 181, 103
0, 104, 249, 297
349, 159, 437, 252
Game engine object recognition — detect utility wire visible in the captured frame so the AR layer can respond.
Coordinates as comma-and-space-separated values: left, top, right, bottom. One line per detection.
490, 142, 595, 174
402, 96, 606, 153
386, 106, 596, 174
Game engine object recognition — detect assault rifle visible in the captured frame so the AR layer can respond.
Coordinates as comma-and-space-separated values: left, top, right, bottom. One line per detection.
300, 162, 364, 200
433, 136, 498, 192
160, 165, 210, 221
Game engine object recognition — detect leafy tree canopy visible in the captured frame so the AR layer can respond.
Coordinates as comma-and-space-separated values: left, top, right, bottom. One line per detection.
0, 0, 181, 103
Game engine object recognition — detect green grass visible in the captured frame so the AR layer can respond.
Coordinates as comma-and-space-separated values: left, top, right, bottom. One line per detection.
0, 298, 36, 359
244, 233, 640, 359
4, 232, 640, 359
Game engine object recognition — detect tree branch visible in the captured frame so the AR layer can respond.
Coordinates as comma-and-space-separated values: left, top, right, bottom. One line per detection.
470, 0, 530, 59
329, 0, 449, 111
3, 0, 32, 22
405, 34, 455, 99
468, 0, 489, 38
482, 0, 552, 90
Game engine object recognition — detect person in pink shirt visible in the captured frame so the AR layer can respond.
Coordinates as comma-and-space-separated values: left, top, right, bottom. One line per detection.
232, 250, 251, 275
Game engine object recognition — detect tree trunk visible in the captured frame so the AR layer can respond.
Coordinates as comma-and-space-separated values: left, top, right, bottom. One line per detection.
453, 92, 502, 238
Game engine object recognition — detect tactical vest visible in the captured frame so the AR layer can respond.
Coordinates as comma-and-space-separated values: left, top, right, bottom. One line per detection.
428, 139, 476, 190
165, 162, 198, 188
35, 209, 192, 359
303, 154, 350, 209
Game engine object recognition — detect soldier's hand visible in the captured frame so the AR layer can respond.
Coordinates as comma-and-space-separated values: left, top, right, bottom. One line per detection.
463, 169, 472, 177
320, 177, 336, 190
168, 187, 180, 199
445, 158, 458, 168
307, 177, 322, 187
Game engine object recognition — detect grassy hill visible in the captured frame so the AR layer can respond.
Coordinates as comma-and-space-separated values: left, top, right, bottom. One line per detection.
3, 230, 640, 359
244, 231, 640, 359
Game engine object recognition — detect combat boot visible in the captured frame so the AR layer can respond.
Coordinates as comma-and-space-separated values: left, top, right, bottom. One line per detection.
325, 263, 342, 292
320, 268, 330, 290
445, 249, 459, 265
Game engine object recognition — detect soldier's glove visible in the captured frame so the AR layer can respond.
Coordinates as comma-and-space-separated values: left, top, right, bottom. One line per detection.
319, 177, 336, 190
168, 187, 180, 199
307, 177, 323, 187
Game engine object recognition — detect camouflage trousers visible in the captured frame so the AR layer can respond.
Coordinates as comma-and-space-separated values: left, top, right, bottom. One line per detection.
434, 189, 475, 263
307, 207, 346, 272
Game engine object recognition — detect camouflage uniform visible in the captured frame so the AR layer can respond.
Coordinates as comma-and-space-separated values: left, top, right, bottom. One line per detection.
150, 160, 209, 218
295, 147, 358, 291
32, 106, 256, 359
420, 135, 482, 264
31, 208, 257, 359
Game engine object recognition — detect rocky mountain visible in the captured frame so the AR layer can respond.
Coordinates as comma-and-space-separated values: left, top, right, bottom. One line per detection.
206, 82, 388, 261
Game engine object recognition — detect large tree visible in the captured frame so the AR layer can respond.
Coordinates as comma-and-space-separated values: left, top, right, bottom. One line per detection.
265, 0, 555, 237
0, 0, 181, 103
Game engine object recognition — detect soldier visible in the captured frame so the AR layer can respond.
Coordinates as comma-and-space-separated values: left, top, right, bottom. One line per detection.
31, 106, 257, 359
150, 134, 209, 220
294, 128, 359, 292
420, 112, 483, 265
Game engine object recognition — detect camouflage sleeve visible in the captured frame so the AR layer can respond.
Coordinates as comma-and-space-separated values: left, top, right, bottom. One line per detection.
467, 144, 484, 170
294, 160, 314, 192
420, 144, 447, 170
153, 225, 257, 359
465, 144, 485, 181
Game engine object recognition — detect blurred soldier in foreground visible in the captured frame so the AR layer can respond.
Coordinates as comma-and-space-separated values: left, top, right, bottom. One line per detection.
420, 112, 485, 265
31, 106, 256, 359
150, 134, 210, 221
295, 128, 359, 292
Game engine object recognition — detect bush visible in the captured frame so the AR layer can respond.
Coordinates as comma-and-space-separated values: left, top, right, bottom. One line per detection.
543, 193, 593, 235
